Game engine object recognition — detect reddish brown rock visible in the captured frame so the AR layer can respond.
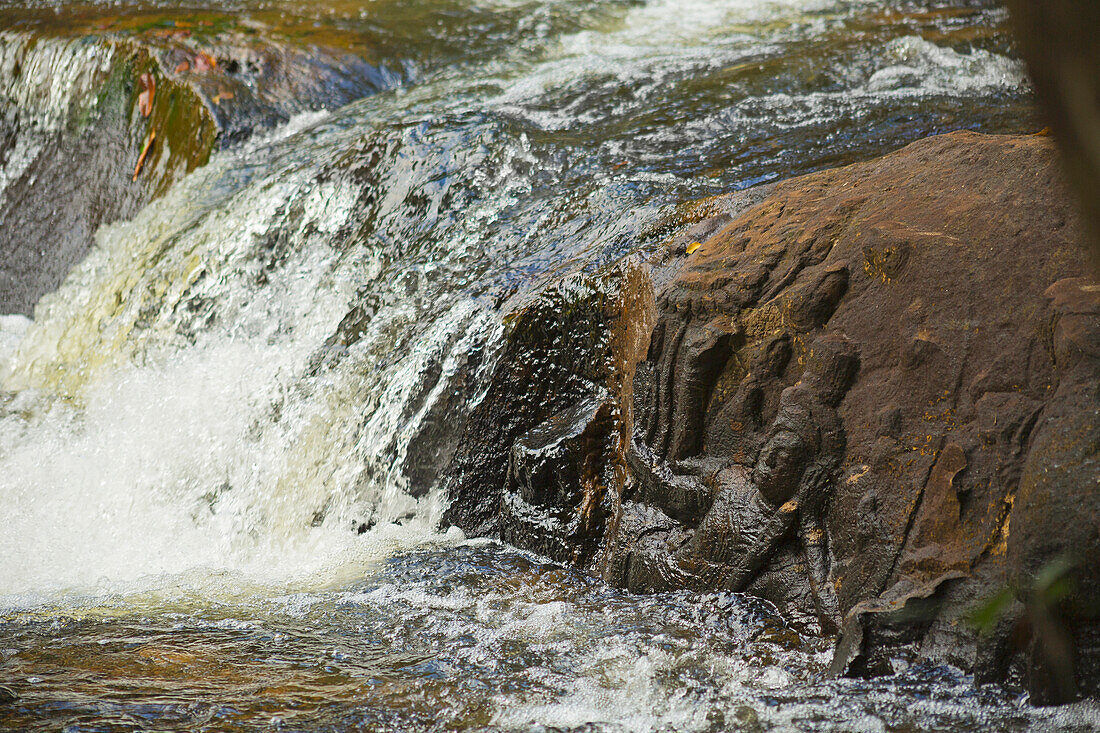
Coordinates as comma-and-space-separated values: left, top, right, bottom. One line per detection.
608, 130, 1099, 700
441, 130, 1100, 702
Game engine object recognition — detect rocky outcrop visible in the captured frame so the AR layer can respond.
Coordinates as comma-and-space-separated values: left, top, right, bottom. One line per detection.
443, 130, 1100, 703
444, 260, 655, 570
620, 130, 1099, 702
0, 17, 397, 314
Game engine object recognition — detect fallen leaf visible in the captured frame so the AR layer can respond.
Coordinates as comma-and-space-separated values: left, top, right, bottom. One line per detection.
175, 60, 190, 73
686, 241, 702, 255
137, 73, 155, 117
133, 128, 156, 181
211, 89, 235, 105
192, 52, 217, 73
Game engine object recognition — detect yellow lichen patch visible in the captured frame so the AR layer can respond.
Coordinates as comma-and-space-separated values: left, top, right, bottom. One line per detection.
862, 247, 897, 284
983, 494, 1014, 557
846, 464, 871, 485
708, 353, 747, 406
739, 302, 786, 341
922, 406, 958, 430
789, 327, 809, 369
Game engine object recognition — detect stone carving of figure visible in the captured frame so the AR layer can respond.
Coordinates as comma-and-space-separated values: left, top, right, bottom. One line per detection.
676, 332, 859, 621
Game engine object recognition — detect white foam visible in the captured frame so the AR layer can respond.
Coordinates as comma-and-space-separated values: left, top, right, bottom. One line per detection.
868, 36, 1027, 95
487, 0, 865, 129
708, 35, 1027, 139
0, 313, 30, 364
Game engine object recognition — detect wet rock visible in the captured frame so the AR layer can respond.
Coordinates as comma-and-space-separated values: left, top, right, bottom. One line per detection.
0, 16, 397, 314
501, 393, 619, 564
443, 259, 655, 571
438, 130, 1098, 698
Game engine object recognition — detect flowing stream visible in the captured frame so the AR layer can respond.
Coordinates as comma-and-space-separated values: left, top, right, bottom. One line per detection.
1, 0, 1097, 730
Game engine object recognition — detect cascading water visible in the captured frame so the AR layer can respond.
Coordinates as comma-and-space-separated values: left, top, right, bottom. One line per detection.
2, 0, 1097, 729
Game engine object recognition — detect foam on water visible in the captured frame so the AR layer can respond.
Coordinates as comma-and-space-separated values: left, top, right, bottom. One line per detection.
28, 542, 1074, 732
868, 35, 1026, 94
0, 338, 473, 607
490, 0, 853, 128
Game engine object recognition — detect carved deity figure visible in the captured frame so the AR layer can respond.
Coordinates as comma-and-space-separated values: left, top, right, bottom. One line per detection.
675, 333, 859, 619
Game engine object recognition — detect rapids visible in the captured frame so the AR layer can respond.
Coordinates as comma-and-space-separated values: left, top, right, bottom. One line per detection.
1, 0, 1097, 729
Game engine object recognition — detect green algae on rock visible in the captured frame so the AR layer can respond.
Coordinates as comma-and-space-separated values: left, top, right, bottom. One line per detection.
0, 10, 397, 315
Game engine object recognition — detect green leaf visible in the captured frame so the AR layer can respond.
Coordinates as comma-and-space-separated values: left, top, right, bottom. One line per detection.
968, 587, 1016, 635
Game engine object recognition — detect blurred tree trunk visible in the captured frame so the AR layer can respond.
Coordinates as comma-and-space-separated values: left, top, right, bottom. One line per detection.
1008, 0, 1100, 271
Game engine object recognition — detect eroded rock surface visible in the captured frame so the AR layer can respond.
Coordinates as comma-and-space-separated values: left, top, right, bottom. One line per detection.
622, 131, 1098, 700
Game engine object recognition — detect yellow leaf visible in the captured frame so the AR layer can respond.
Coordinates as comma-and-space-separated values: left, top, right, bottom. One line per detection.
133, 128, 156, 181
137, 73, 155, 118
686, 241, 702, 255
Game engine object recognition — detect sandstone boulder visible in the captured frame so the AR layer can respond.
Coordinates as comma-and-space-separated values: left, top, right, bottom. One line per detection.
614, 130, 1099, 702
443, 130, 1100, 703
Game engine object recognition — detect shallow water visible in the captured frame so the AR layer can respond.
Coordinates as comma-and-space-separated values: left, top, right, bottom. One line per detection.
6, 543, 1100, 732
1, 0, 1096, 730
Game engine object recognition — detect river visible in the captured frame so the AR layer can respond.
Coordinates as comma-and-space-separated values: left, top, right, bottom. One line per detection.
1, 0, 1097, 729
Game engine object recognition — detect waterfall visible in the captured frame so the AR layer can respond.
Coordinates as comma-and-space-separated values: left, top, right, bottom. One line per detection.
0, 0, 1031, 609
4, 2, 1091, 731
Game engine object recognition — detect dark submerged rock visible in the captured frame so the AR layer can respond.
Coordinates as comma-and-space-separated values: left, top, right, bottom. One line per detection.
443, 259, 655, 570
